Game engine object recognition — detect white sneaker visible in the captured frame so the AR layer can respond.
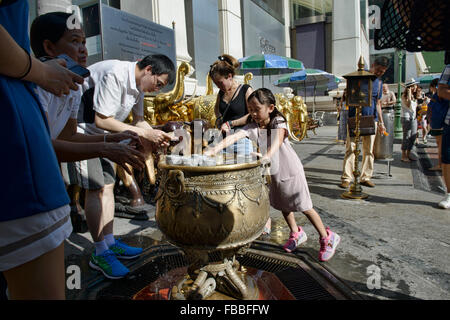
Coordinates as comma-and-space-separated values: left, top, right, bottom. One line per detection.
438, 194, 450, 209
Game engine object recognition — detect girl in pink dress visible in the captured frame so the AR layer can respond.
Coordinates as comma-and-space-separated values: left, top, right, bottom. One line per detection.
205, 88, 340, 261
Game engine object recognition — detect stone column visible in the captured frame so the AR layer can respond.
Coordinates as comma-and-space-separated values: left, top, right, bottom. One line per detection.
37, 0, 72, 15
149, 0, 197, 95
283, 0, 291, 58
119, 0, 154, 22
218, 0, 244, 85
332, 0, 364, 77
218, 0, 243, 59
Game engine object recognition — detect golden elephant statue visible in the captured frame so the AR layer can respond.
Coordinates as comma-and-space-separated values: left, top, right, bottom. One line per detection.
274, 93, 309, 143
143, 61, 193, 126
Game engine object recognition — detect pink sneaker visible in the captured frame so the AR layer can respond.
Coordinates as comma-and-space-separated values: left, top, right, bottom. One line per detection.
283, 227, 308, 253
319, 227, 340, 262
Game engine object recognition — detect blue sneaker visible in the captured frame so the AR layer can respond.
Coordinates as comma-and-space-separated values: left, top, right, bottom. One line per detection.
109, 239, 143, 259
89, 250, 129, 279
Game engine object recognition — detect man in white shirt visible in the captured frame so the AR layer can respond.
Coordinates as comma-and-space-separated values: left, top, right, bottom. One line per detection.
75, 54, 176, 279
37, 86, 80, 139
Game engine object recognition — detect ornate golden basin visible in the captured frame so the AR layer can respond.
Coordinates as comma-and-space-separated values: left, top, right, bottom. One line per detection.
155, 159, 270, 251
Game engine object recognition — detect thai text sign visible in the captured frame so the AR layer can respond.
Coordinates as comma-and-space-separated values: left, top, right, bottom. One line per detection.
100, 3, 176, 65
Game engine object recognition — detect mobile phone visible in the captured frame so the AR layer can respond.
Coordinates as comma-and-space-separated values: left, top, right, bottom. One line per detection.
68, 64, 90, 78
119, 138, 132, 145
57, 54, 90, 78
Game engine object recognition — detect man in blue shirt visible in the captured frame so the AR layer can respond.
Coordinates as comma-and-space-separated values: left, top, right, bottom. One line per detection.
437, 59, 450, 209
339, 56, 390, 189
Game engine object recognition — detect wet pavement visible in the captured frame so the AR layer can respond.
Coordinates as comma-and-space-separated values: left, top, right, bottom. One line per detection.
64, 125, 450, 300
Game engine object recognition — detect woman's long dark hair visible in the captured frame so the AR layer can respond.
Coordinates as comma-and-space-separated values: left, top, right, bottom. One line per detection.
247, 88, 287, 134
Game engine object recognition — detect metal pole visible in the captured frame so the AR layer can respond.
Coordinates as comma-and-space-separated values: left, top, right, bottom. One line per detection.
304, 82, 307, 112
342, 106, 368, 200
394, 50, 404, 139
342, 56, 370, 200
313, 82, 316, 116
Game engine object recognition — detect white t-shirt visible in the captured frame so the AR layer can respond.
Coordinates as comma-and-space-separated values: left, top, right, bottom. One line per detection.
401, 96, 417, 119
36, 86, 81, 139
78, 60, 144, 135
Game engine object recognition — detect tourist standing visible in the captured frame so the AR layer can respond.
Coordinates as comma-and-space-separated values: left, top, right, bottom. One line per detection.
339, 56, 389, 189
401, 79, 419, 162
427, 79, 442, 171
0, 0, 83, 299
380, 84, 396, 109
437, 64, 450, 209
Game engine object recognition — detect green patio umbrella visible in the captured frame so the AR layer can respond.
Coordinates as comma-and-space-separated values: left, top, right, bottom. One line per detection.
417, 74, 440, 84
238, 54, 305, 87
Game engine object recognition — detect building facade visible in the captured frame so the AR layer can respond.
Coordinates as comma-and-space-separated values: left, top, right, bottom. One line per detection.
29, 0, 443, 100
29, 0, 292, 95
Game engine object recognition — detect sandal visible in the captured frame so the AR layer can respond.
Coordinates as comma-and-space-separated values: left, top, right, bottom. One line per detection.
115, 195, 131, 205
114, 203, 150, 220
114, 210, 149, 220
125, 204, 155, 217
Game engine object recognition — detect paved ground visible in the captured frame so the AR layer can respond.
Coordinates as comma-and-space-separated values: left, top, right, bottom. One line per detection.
64, 125, 450, 300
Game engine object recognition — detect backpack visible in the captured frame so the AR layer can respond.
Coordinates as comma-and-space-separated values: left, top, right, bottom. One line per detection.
429, 93, 449, 129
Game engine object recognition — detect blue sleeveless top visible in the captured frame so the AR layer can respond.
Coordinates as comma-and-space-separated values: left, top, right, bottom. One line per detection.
0, 0, 69, 222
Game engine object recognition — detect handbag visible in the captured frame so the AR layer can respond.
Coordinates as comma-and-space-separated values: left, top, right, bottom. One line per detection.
347, 80, 381, 137
348, 115, 375, 137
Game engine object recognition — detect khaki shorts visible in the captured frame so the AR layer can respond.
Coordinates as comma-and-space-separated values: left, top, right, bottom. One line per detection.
71, 157, 116, 190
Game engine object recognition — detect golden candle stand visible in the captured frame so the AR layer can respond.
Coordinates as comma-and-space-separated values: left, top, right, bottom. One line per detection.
341, 56, 377, 200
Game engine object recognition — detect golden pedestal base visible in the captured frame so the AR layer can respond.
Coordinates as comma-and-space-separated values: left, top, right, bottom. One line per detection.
341, 182, 369, 200
341, 191, 369, 200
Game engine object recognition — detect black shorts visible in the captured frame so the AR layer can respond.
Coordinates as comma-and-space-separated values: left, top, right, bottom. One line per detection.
429, 129, 443, 137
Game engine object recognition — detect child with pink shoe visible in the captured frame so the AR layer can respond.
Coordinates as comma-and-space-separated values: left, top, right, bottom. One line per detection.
205, 88, 340, 261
